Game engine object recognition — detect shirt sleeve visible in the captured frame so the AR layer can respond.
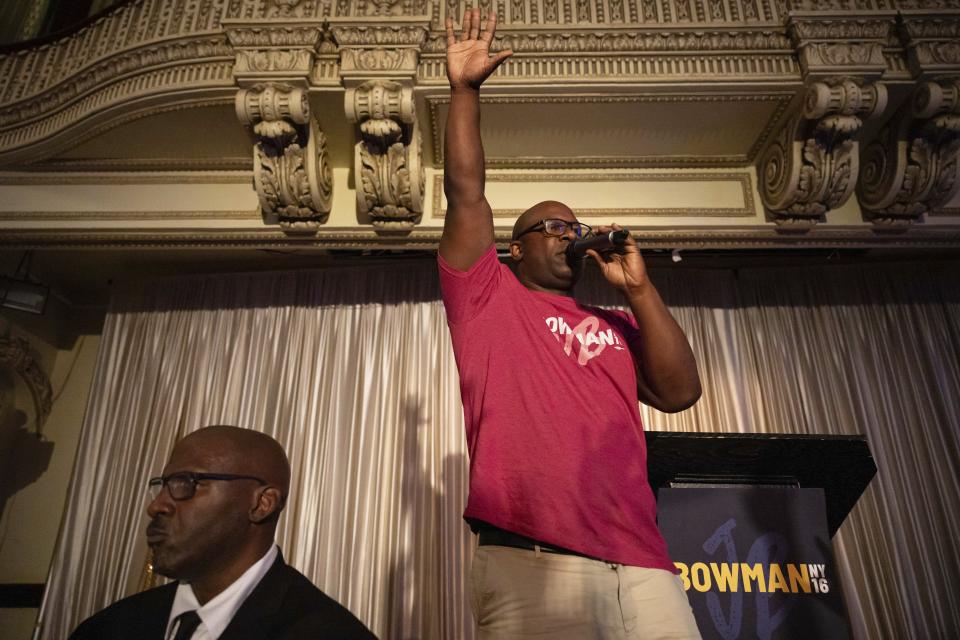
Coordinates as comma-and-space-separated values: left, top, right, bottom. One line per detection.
437, 245, 502, 325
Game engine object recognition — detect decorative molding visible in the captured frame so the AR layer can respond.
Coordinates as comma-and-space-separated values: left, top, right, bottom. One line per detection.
898, 14, 960, 76
0, 336, 53, 433
347, 80, 424, 233
0, 210, 259, 221
224, 21, 325, 87
420, 29, 793, 54
0, 64, 236, 159
431, 1, 785, 26
236, 83, 332, 234
431, 172, 757, 218
328, 22, 429, 48
26, 157, 253, 173
788, 14, 895, 79
341, 47, 420, 74
3, 227, 960, 250
426, 93, 795, 168
758, 79, 888, 227
0, 172, 252, 185
858, 78, 960, 227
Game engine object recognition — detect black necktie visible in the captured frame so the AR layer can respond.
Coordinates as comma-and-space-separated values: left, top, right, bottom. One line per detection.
172, 610, 202, 640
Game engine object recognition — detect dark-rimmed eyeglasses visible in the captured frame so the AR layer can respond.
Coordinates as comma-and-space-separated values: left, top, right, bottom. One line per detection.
515, 218, 592, 240
148, 472, 267, 501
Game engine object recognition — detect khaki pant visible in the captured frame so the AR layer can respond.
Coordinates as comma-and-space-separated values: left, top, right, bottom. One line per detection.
470, 546, 702, 640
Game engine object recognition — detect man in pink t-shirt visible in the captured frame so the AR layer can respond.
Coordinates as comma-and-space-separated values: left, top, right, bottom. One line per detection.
441, 9, 703, 639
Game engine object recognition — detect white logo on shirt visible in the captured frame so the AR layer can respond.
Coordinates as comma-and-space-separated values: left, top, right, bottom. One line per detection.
545, 316, 625, 365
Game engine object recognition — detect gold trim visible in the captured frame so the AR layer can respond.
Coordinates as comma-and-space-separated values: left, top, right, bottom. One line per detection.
425, 93, 795, 169
431, 171, 756, 219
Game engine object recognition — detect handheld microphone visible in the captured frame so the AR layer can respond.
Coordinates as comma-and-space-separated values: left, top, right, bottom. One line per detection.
566, 229, 630, 259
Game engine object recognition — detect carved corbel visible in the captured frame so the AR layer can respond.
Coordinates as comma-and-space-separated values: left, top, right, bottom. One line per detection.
332, 20, 428, 234
858, 78, 960, 227
758, 79, 888, 227
345, 80, 424, 234
236, 83, 332, 234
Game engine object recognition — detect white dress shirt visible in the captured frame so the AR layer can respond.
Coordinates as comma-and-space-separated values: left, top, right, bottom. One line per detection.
164, 544, 279, 640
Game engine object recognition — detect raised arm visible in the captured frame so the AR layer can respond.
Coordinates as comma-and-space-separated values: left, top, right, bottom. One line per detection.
588, 225, 702, 413
439, 8, 513, 271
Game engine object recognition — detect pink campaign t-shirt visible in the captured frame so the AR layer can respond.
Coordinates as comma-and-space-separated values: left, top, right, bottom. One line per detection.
439, 245, 675, 571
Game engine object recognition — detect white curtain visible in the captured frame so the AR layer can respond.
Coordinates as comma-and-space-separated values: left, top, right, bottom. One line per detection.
40, 258, 960, 640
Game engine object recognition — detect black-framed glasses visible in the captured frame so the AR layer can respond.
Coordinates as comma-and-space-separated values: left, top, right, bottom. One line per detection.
515, 218, 592, 240
148, 472, 267, 501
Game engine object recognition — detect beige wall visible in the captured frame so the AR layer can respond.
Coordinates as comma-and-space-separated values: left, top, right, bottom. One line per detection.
0, 308, 101, 640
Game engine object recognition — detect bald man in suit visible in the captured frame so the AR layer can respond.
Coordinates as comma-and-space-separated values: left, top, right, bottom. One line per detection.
70, 425, 376, 640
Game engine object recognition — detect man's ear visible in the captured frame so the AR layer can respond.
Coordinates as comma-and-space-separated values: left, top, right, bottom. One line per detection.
509, 240, 523, 262
250, 486, 285, 524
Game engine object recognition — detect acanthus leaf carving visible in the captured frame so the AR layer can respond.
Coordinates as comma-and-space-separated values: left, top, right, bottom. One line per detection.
788, 15, 893, 79
758, 78, 888, 227
236, 83, 332, 235
348, 80, 423, 234
858, 77, 960, 227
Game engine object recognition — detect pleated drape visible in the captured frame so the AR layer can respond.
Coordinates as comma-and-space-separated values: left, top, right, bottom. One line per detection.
40, 258, 960, 640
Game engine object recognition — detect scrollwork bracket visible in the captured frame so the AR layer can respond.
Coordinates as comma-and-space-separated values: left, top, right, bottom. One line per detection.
858, 78, 960, 227
235, 83, 332, 235
758, 79, 888, 228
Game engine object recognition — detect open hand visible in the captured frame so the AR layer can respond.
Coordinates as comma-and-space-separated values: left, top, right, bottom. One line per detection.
586, 224, 651, 296
445, 8, 513, 90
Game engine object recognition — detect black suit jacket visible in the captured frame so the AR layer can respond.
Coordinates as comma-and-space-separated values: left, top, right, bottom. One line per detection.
69, 551, 377, 639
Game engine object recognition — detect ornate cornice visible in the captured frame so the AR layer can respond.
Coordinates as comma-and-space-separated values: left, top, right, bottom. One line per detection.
898, 13, 960, 76
0, 1, 800, 161
421, 29, 792, 54
0, 171, 251, 185
3, 226, 959, 250
0, 209, 259, 221
0, 65, 236, 161
787, 13, 895, 79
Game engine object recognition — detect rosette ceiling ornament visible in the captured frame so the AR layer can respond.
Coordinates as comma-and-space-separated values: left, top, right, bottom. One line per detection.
858, 78, 960, 228
759, 79, 887, 228
236, 83, 333, 235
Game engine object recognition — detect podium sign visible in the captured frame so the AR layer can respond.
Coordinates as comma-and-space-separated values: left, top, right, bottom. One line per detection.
658, 487, 850, 640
